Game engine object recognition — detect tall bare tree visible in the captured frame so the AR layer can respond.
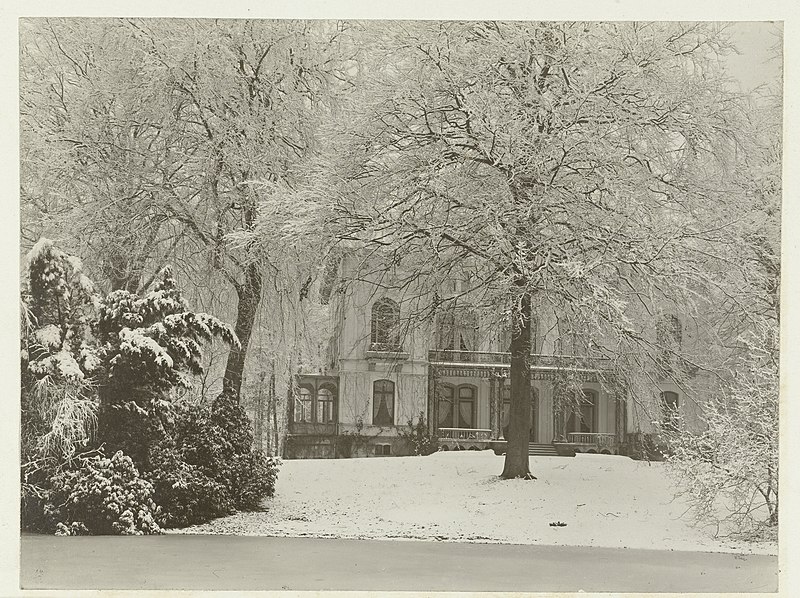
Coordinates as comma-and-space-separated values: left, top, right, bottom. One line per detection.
324, 21, 747, 478
21, 18, 355, 404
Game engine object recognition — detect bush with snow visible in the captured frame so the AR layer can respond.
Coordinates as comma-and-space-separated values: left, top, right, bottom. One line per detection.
44, 450, 161, 536
22, 239, 100, 456
399, 412, 439, 456
92, 266, 239, 467
21, 239, 273, 535
21, 239, 101, 531
148, 394, 280, 527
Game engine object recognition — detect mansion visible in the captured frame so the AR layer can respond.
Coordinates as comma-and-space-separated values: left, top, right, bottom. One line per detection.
286, 254, 699, 459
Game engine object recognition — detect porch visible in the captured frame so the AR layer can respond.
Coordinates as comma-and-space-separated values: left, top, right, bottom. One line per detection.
428, 350, 625, 455
436, 428, 619, 455
437, 427, 493, 451
567, 432, 617, 454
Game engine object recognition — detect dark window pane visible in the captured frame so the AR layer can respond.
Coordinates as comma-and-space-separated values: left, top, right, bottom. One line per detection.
296, 387, 313, 423
437, 385, 454, 427
457, 385, 475, 428
317, 387, 335, 423
373, 379, 395, 425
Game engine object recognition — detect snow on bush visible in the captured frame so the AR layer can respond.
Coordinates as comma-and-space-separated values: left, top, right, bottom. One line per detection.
21, 241, 268, 536
45, 450, 161, 536
22, 238, 100, 465
94, 267, 240, 468
118, 327, 175, 370
147, 394, 280, 528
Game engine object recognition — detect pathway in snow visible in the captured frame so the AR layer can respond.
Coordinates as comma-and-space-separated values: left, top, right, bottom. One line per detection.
179, 451, 776, 555
21, 535, 778, 592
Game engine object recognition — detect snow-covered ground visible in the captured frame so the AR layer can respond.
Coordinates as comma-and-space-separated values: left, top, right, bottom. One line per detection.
177, 451, 776, 555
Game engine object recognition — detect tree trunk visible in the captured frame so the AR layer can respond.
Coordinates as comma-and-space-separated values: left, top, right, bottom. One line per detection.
501, 292, 535, 479
222, 262, 262, 402
269, 367, 277, 454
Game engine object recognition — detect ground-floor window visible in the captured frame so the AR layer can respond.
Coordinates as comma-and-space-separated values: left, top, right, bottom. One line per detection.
660, 391, 679, 431
373, 379, 395, 426
296, 386, 313, 422
456, 385, 475, 428
316, 386, 336, 423
437, 385, 455, 428
565, 390, 596, 434
293, 382, 337, 424
437, 384, 476, 428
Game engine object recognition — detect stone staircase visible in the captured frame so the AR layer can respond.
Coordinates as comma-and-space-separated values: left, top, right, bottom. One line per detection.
528, 443, 561, 457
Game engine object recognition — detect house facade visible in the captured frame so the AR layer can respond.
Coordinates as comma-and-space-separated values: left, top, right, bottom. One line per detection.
285, 254, 698, 459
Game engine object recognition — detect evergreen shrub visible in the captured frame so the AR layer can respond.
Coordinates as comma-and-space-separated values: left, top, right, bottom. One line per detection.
400, 412, 439, 456
44, 450, 161, 535
148, 394, 280, 527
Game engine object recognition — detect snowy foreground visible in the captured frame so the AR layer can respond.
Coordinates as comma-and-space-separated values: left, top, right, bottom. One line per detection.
177, 451, 776, 555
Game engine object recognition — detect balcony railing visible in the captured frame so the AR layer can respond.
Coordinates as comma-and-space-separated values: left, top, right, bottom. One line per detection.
438, 427, 492, 442
428, 350, 610, 369
567, 432, 616, 447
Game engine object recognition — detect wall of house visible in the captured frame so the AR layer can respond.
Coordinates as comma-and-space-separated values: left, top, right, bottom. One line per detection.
334, 254, 431, 362
330, 253, 433, 440
338, 361, 428, 430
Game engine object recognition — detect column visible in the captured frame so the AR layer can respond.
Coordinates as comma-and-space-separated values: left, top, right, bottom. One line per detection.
489, 372, 497, 440
427, 364, 438, 434
488, 373, 498, 440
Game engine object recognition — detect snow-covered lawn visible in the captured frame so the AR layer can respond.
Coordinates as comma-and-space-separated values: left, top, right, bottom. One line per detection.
177, 451, 776, 555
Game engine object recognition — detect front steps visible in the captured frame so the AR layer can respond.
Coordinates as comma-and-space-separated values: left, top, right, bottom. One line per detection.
489, 440, 576, 456
529, 443, 566, 457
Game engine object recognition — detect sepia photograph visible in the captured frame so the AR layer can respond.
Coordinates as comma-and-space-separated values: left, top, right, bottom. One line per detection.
10, 7, 789, 595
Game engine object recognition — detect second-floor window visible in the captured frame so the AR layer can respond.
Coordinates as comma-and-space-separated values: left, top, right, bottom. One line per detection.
656, 314, 683, 370
499, 316, 539, 353
436, 308, 478, 351
371, 298, 401, 351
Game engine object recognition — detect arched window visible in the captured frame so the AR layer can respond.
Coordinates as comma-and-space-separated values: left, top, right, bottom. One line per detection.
295, 386, 313, 423
316, 386, 336, 424
373, 379, 395, 426
660, 391, 679, 431
566, 390, 597, 434
371, 298, 401, 351
456, 385, 476, 428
